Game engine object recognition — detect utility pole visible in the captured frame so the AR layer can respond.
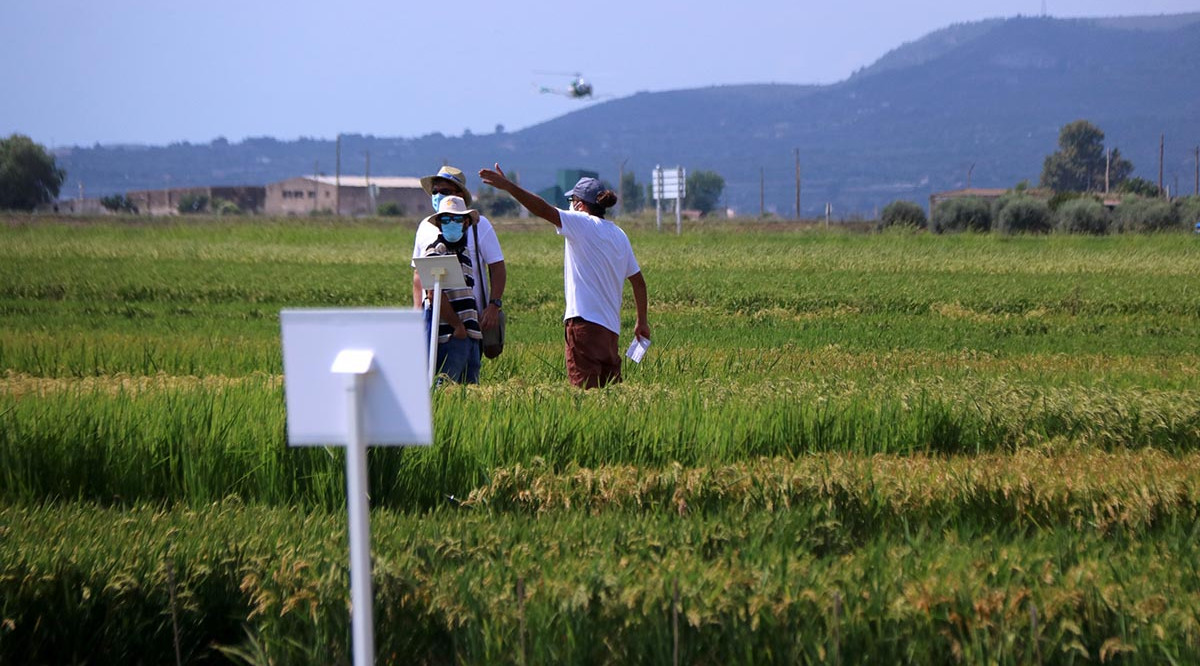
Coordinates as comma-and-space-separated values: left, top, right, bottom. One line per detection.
617, 157, 628, 218
1105, 148, 1110, 194
313, 160, 319, 214
335, 134, 342, 217
1194, 145, 1198, 196
794, 148, 801, 220
1159, 133, 1165, 198
365, 151, 374, 214
967, 162, 975, 189
759, 167, 764, 218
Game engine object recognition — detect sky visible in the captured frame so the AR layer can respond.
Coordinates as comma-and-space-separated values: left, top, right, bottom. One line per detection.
3, 0, 1198, 148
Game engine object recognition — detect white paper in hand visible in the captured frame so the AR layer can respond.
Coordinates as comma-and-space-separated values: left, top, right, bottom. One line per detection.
625, 336, 651, 363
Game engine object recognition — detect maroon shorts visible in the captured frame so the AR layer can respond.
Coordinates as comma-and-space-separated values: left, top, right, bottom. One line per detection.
564, 317, 621, 389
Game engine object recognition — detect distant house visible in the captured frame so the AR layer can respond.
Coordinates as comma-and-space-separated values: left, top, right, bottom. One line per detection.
264, 176, 427, 217
126, 186, 266, 215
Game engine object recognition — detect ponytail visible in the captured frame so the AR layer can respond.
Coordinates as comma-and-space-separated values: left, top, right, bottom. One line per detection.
583, 190, 619, 218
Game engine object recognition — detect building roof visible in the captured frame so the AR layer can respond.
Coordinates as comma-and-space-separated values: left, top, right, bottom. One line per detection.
306, 176, 423, 189
931, 188, 1010, 199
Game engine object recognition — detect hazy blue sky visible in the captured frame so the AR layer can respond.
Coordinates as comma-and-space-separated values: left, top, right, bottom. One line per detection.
3, 0, 1198, 147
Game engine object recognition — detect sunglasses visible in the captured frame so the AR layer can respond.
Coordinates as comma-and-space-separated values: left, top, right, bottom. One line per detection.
440, 214, 470, 224
432, 186, 459, 195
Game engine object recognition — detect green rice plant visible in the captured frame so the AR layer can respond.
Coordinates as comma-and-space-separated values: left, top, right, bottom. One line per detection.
4, 218, 1200, 662
2, 376, 1198, 507
5, 502, 1200, 664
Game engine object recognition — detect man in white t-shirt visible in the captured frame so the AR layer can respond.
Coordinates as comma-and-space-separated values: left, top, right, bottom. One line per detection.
479, 165, 649, 388
411, 166, 506, 383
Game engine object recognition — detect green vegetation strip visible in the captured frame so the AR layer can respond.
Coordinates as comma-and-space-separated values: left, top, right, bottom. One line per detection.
3, 497, 1199, 665
4, 219, 1200, 663
2, 377, 1198, 507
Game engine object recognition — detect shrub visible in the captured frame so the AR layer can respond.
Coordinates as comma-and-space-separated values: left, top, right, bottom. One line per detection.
995, 197, 1052, 234
376, 202, 404, 217
879, 200, 927, 229
100, 194, 138, 214
177, 194, 209, 214
1047, 190, 1085, 212
1117, 177, 1161, 198
931, 197, 991, 233
1113, 198, 1181, 233
211, 198, 241, 216
1055, 197, 1110, 235
1176, 196, 1200, 231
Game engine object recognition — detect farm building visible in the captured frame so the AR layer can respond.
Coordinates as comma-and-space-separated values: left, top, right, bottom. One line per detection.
126, 186, 266, 216
264, 176, 428, 217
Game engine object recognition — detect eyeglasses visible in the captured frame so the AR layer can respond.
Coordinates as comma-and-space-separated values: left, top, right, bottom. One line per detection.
440, 214, 470, 224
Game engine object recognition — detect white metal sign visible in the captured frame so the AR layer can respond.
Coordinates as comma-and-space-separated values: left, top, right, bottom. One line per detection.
280, 308, 432, 446
652, 165, 687, 234
651, 166, 686, 200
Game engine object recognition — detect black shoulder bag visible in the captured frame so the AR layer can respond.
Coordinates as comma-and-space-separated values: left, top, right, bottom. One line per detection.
474, 224, 505, 359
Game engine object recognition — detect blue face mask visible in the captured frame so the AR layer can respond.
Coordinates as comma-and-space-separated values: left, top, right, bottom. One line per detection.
440, 221, 465, 243
431, 193, 446, 212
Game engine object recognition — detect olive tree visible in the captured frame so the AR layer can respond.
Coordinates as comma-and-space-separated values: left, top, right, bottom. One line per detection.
0, 134, 65, 210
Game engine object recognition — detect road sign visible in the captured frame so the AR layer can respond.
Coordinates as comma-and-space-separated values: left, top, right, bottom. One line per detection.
652, 166, 686, 200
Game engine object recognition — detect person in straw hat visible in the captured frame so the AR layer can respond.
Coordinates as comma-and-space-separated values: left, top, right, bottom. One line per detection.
411, 166, 506, 380
479, 164, 649, 389
415, 195, 489, 384
412, 166, 506, 353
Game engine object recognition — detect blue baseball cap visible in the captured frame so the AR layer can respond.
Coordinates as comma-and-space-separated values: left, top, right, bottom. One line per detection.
564, 177, 603, 205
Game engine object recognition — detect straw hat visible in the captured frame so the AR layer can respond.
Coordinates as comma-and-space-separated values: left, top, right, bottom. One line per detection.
419, 166, 472, 205
420, 195, 479, 227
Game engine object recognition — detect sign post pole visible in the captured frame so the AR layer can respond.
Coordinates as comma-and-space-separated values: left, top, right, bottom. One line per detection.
426, 268, 444, 387
334, 351, 376, 666
280, 308, 434, 666
654, 165, 663, 232
675, 166, 685, 235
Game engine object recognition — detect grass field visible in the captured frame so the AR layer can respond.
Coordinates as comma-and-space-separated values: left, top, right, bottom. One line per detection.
2, 214, 1199, 664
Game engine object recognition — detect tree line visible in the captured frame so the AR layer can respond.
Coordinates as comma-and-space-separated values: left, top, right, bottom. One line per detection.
880, 119, 1200, 234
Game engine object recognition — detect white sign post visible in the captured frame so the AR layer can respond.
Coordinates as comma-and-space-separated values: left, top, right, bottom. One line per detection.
280, 308, 433, 666
412, 255, 467, 387
651, 165, 686, 234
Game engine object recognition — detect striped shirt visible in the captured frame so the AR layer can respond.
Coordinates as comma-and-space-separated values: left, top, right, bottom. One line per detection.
424, 241, 481, 343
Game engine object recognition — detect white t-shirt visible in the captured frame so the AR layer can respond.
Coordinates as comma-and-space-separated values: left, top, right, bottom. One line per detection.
556, 208, 640, 335
411, 214, 504, 309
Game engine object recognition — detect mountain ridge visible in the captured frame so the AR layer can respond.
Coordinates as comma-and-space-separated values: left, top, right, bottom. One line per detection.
57, 13, 1200, 216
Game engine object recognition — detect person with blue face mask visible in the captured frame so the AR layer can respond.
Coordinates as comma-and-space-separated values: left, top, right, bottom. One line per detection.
412, 167, 507, 368
415, 195, 486, 384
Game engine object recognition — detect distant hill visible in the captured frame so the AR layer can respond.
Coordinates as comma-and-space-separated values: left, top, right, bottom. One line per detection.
56, 13, 1200, 217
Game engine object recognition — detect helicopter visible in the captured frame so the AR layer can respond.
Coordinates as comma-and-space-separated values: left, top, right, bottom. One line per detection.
537, 72, 597, 99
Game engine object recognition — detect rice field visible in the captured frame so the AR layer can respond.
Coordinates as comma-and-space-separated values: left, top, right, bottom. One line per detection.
2, 214, 1200, 664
